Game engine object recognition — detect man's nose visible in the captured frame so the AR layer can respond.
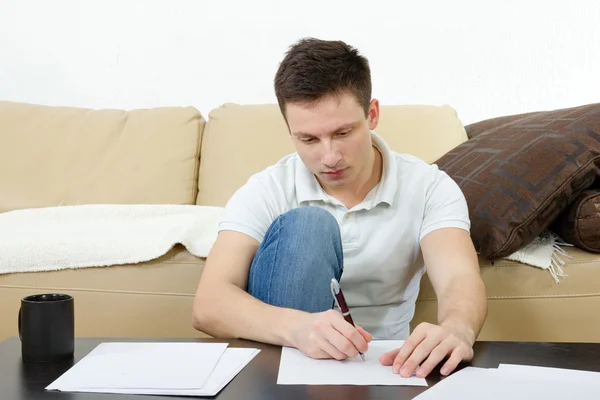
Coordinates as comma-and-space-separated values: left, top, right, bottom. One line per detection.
322, 142, 342, 168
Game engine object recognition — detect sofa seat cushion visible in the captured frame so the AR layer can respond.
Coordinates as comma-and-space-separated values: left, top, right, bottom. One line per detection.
0, 101, 205, 212
413, 247, 600, 342
0, 245, 202, 294
0, 245, 206, 341
418, 247, 600, 301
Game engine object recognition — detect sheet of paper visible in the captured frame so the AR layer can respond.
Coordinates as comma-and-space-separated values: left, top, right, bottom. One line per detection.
46, 342, 229, 390
498, 363, 600, 384
413, 365, 600, 400
51, 348, 261, 397
277, 340, 427, 386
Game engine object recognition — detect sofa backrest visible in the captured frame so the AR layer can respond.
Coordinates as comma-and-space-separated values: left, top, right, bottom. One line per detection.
196, 103, 468, 206
0, 101, 205, 213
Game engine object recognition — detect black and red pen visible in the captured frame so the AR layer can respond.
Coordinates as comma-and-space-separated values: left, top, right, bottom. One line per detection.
330, 278, 366, 361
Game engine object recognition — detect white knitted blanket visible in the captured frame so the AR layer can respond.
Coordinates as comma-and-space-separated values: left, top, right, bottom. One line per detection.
0, 204, 224, 274
503, 230, 573, 283
0, 204, 572, 282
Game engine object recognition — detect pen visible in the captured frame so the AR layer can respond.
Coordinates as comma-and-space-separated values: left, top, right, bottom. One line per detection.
330, 278, 366, 361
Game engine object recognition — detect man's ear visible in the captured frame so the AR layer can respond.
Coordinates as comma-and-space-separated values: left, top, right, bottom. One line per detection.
368, 98, 380, 130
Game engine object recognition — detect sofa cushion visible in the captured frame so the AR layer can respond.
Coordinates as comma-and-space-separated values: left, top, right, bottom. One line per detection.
552, 188, 600, 253
0, 101, 205, 213
419, 247, 600, 300
465, 111, 540, 139
196, 103, 468, 206
413, 246, 600, 342
0, 245, 205, 341
435, 103, 600, 260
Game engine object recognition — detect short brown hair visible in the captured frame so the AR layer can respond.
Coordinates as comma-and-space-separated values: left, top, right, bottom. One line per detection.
274, 37, 372, 119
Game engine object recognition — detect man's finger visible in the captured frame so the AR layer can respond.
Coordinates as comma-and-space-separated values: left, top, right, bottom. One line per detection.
314, 334, 349, 360
398, 337, 440, 377
356, 325, 373, 343
379, 348, 400, 366
391, 329, 427, 372
440, 347, 467, 376
414, 341, 452, 378
324, 324, 362, 358
331, 316, 368, 354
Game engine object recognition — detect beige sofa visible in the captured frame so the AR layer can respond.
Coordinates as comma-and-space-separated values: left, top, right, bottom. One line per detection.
1, 100, 599, 343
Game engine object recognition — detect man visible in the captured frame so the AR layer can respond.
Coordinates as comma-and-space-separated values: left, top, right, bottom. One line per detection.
192, 37, 487, 379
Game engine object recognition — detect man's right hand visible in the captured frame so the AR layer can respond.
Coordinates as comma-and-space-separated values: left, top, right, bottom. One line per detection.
291, 309, 372, 360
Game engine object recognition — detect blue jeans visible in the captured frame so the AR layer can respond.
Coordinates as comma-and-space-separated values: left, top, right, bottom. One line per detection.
248, 207, 343, 312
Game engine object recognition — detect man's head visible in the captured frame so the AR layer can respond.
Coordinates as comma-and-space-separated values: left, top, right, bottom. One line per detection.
274, 38, 381, 192
274, 37, 373, 118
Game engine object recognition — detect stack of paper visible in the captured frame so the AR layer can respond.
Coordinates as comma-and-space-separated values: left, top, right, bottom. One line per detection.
414, 363, 600, 399
277, 340, 428, 386
46, 342, 260, 396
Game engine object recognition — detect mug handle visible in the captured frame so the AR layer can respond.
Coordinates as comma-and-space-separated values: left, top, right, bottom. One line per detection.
18, 307, 22, 341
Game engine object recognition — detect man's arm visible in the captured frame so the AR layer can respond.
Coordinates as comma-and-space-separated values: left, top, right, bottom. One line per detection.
192, 230, 371, 359
424, 227, 487, 345
380, 227, 487, 377
192, 230, 302, 345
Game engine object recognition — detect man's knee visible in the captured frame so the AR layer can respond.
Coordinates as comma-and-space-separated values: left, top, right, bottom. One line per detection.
249, 206, 342, 312
275, 206, 340, 244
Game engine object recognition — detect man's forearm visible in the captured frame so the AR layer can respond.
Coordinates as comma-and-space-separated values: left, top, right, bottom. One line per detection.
192, 283, 305, 347
436, 274, 487, 345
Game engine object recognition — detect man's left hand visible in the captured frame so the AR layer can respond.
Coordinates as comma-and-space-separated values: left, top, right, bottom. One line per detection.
379, 322, 474, 378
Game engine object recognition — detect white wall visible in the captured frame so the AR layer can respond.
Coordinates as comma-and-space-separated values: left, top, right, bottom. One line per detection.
1, 0, 599, 125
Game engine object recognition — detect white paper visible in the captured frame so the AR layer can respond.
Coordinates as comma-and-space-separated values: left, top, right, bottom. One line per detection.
52, 348, 261, 397
498, 363, 600, 384
413, 365, 600, 400
46, 342, 229, 390
277, 340, 428, 386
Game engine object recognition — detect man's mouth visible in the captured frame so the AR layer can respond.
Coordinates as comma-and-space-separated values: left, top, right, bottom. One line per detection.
323, 168, 346, 177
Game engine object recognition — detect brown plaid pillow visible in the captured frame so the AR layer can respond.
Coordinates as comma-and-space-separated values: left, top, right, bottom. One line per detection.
435, 103, 600, 260
464, 111, 540, 139
552, 189, 600, 253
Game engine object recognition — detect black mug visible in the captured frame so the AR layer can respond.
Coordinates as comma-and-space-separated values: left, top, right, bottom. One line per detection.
18, 293, 75, 362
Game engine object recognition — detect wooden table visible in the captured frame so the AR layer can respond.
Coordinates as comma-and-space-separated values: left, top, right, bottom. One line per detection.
2, 337, 600, 399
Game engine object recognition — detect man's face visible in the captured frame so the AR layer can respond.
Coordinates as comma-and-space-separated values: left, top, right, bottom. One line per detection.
285, 93, 380, 190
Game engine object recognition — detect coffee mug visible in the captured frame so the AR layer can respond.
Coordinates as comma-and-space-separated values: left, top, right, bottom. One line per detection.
18, 293, 75, 362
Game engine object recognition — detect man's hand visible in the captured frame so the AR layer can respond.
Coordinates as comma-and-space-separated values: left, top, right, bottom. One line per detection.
291, 309, 372, 360
379, 322, 474, 378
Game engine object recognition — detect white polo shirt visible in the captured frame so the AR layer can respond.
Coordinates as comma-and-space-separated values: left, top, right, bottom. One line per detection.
219, 131, 470, 339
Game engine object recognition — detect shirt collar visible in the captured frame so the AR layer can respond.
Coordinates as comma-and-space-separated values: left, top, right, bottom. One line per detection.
296, 156, 329, 204
371, 130, 398, 207
295, 130, 398, 207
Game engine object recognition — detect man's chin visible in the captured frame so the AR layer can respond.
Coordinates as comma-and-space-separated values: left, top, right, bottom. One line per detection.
319, 176, 347, 187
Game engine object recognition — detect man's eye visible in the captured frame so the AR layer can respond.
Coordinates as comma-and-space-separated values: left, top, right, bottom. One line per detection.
337, 130, 350, 136
302, 138, 315, 143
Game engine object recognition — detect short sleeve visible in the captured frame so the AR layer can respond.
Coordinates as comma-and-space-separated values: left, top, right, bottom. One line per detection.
419, 165, 471, 241
218, 174, 281, 244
